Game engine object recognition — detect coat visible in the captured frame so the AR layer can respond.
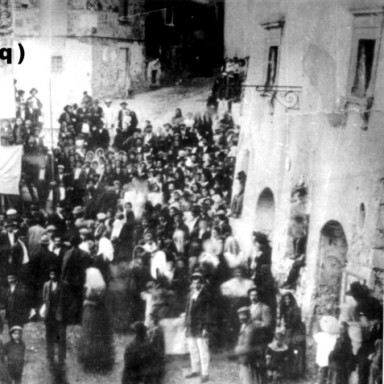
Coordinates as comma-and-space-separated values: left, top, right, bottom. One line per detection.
5, 282, 32, 327
60, 247, 91, 325
48, 212, 67, 235
42, 280, 62, 323
185, 287, 212, 338
122, 337, 154, 384
249, 302, 274, 344
235, 321, 259, 364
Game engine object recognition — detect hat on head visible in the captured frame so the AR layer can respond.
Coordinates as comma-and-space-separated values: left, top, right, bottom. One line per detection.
97, 213, 107, 221
40, 234, 50, 245
237, 306, 250, 315
247, 287, 262, 296
6, 209, 17, 216
120, 101, 127, 106
79, 228, 89, 235
30, 88, 38, 93
9, 326, 23, 335
252, 231, 269, 245
346, 281, 369, 299
190, 271, 204, 281
57, 164, 65, 170
72, 206, 84, 215
105, 98, 112, 104
46, 225, 57, 232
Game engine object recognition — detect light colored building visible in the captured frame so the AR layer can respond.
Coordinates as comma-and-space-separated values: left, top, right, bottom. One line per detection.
225, 0, 384, 323
13, 0, 146, 129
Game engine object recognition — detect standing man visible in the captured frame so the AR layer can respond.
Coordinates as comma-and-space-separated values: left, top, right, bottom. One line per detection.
60, 236, 90, 326
185, 272, 211, 383
103, 99, 116, 141
42, 266, 66, 366
234, 307, 258, 384
5, 270, 32, 328
89, 99, 103, 128
147, 58, 162, 88
117, 102, 138, 137
248, 287, 273, 384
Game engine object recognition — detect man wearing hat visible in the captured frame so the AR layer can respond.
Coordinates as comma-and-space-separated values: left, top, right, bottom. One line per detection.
60, 236, 91, 325
234, 306, 260, 384
117, 101, 138, 137
230, 171, 247, 218
184, 272, 212, 383
26, 88, 42, 123
48, 202, 67, 235
71, 159, 88, 206
89, 99, 103, 127
29, 234, 60, 307
247, 287, 273, 383
90, 120, 110, 151
5, 269, 32, 328
42, 264, 66, 365
103, 99, 116, 141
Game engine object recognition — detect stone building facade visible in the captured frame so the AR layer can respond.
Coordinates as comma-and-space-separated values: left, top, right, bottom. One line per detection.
225, 0, 384, 324
13, 0, 146, 128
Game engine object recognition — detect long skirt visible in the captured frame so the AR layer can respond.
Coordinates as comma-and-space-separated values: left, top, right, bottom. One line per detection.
78, 301, 114, 372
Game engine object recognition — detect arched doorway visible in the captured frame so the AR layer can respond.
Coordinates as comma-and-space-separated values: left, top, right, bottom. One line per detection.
315, 220, 348, 316
254, 188, 275, 236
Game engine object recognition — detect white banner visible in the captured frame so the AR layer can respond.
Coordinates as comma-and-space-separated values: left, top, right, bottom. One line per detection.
0, 145, 23, 195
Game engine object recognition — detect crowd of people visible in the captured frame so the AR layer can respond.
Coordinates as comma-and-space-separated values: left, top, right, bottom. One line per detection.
0, 84, 381, 384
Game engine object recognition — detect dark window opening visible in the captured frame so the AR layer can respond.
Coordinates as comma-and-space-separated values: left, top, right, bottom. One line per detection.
265, 45, 279, 88
351, 39, 376, 98
119, 0, 129, 19
165, 8, 174, 26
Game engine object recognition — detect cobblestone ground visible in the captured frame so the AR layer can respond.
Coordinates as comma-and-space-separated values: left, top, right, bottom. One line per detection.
17, 321, 318, 384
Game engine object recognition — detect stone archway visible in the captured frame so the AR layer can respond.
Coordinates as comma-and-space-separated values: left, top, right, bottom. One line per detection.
254, 188, 275, 236
315, 220, 348, 316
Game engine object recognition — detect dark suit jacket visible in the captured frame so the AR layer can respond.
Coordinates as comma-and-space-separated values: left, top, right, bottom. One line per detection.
235, 321, 260, 364
72, 168, 89, 190
118, 109, 138, 136
185, 287, 212, 338
5, 282, 32, 327
91, 129, 110, 150
42, 280, 62, 323
48, 213, 66, 234
61, 247, 90, 287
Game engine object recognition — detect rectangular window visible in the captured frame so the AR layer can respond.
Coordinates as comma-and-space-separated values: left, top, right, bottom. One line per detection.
51, 56, 63, 73
165, 8, 174, 26
348, 10, 383, 100
265, 46, 279, 88
351, 39, 376, 98
261, 19, 284, 89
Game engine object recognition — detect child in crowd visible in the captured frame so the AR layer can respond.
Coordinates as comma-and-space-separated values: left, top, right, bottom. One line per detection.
266, 331, 289, 383
327, 322, 355, 384
4, 326, 25, 384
